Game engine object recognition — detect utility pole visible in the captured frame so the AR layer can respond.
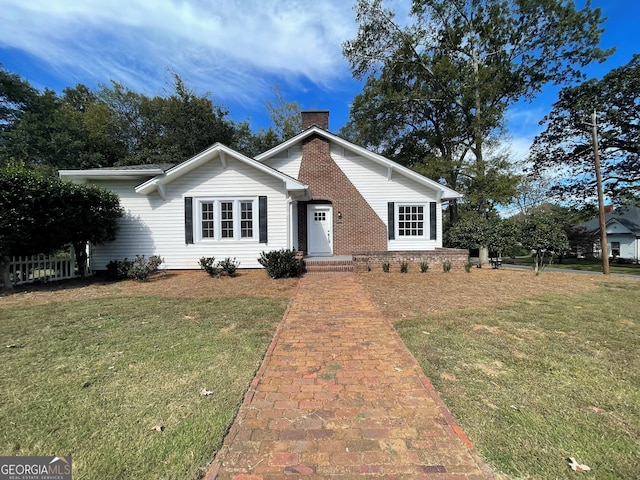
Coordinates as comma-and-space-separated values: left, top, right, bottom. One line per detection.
590, 111, 609, 274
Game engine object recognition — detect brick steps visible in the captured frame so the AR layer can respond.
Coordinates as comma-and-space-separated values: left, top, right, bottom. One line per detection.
303, 259, 354, 273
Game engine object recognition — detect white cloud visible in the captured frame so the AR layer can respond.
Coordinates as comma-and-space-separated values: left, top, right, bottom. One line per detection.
0, 0, 357, 103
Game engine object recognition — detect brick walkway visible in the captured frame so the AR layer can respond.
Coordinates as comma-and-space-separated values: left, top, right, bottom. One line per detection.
205, 273, 496, 479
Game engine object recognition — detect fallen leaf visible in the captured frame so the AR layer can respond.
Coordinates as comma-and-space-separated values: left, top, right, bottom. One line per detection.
439, 372, 457, 382
567, 457, 591, 473
200, 388, 214, 396
152, 425, 164, 432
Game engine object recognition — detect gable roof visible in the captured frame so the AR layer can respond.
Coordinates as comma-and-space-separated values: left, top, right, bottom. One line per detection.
581, 205, 640, 235
255, 126, 463, 201
134, 143, 308, 198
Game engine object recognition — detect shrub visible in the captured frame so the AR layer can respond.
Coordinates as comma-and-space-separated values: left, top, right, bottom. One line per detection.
420, 261, 429, 273
108, 255, 163, 281
382, 262, 390, 273
106, 258, 133, 280
442, 260, 452, 273
199, 257, 220, 277
218, 257, 240, 276
258, 249, 300, 279
400, 260, 408, 273
128, 255, 163, 281
464, 262, 473, 273
199, 257, 240, 277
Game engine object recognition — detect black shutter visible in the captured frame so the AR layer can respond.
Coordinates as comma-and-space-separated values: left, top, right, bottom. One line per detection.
430, 202, 437, 240
185, 197, 194, 244
388, 202, 395, 240
259, 196, 267, 243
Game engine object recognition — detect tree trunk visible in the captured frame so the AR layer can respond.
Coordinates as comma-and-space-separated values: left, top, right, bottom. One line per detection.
1, 256, 12, 291
478, 246, 489, 267
73, 241, 88, 277
448, 199, 459, 225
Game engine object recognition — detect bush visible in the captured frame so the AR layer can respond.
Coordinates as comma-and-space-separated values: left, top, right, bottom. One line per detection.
382, 262, 390, 273
107, 255, 163, 281
420, 261, 429, 273
218, 257, 240, 276
198, 257, 219, 277
464, 262, 473, 273
400, 260, 408, 273
106, 258, 133, 280
199, 257, 240, 277
258, 249, 300, 279
128, 255, 163, 281
442, 260, 452, 273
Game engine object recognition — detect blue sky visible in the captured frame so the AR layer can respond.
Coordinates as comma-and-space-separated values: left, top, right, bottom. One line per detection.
1, 0, 638, 162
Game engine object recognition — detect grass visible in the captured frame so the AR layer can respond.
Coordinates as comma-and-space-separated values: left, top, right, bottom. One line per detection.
396, 282, 640, 479
0, 294, 288, 479
503, 256, 640, 275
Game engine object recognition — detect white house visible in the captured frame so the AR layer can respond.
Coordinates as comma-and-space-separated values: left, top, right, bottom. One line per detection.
582, 205, 640, 261
59, 111, 462, 270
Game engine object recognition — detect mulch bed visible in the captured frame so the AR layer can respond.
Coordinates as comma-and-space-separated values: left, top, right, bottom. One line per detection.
0, 270, 298, 308
2, 267, 638, 315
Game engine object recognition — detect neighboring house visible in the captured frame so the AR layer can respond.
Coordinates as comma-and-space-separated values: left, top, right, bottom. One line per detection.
59, 111, 462, 270
580, 205, 640, 261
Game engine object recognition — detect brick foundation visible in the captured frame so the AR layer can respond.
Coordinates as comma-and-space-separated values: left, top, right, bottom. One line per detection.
353, 248, 469, 273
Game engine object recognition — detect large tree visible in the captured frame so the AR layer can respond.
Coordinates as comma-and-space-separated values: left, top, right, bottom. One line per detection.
343, 0, 611, 227
0, 65, 37, 130
531, 54, 640, 202
60, 181, 123, 275
0, 163, 123, 289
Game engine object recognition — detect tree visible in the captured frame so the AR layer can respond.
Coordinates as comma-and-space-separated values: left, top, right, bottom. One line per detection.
343, 0, 611, 227
234, 85, 303, 158
0, 163, 70, 288
158, 73, 237, 160
0, 65, 37, 132
61, 182, 123, 275
0, 162, 123, 289
531, 54, 640, 201
516, 214, 568, 273
96, 76, 240, 166
447, 215, 518, 266
265, 85, 302, 140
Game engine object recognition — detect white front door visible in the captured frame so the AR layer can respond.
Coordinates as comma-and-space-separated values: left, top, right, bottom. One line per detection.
307, 205, 333, 256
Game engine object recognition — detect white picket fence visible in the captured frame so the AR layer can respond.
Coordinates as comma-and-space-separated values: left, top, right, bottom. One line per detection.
9, 250, 90, 286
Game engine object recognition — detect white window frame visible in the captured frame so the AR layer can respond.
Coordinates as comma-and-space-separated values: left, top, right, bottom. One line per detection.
196, 197, 256, 242
396, 203, 428, 239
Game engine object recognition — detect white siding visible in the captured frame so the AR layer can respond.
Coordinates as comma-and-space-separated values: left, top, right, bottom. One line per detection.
329, 144, 443, 250
260, 145, 302, 178
608, 235, 639, 260
261, 141, 444, 250
90, 157, 291, 270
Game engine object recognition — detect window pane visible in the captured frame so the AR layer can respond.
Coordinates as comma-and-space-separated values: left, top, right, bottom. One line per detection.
201, 202, 214, 238
241, 201, 253, 238
397, 204, 424, 237
221, 201, 233, 238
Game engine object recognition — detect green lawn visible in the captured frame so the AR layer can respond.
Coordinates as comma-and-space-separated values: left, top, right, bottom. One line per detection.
0, 295, 287, 479
397, 281, 640, 479
503, 256, 640, 275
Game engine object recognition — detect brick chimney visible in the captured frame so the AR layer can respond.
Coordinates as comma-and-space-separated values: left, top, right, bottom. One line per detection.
301, 110, 329, 130
297, 109, 387, 255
